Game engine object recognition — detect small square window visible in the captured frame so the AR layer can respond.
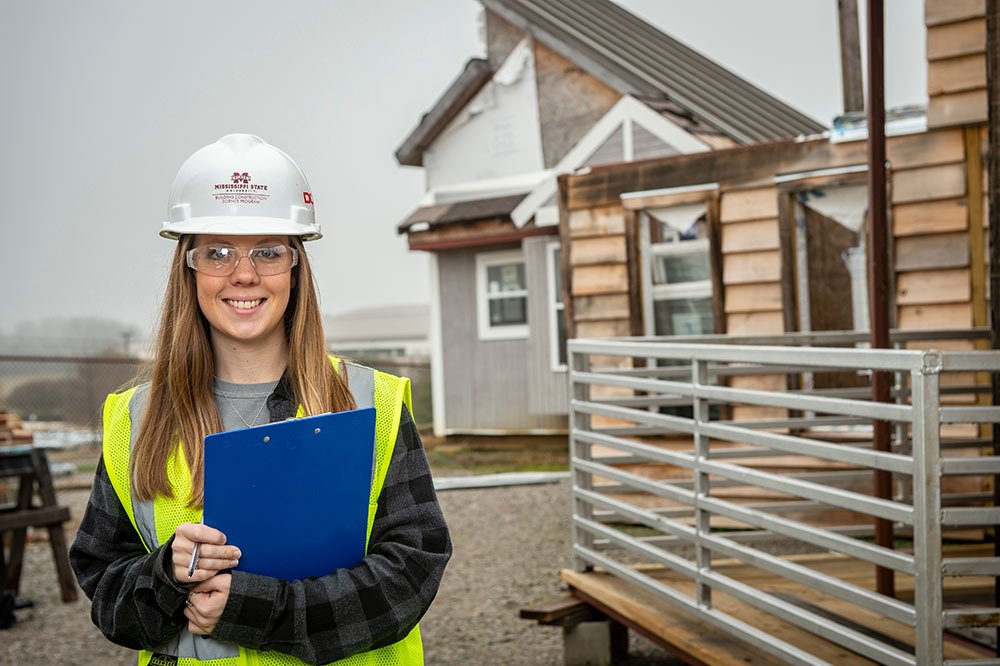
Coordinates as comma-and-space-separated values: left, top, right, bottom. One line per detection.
477, 250, 529, 340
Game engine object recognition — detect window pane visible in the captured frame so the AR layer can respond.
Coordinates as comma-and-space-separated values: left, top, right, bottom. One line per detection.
487, 263, 526, 293
653, 297, 714, 336
490, 296, 527, 326
655, 253, 710, 284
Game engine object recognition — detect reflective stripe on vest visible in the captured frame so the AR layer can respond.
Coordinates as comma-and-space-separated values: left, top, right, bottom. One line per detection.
102, 359, 423, 665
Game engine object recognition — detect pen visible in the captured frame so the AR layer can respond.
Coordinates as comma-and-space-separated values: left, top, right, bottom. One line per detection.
187, 542, 201, 578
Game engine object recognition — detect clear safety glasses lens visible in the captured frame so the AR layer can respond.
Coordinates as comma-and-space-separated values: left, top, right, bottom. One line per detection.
186, 245, 299, 277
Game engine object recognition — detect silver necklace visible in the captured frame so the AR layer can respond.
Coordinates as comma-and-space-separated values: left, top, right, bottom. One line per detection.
217, 391, 268, 429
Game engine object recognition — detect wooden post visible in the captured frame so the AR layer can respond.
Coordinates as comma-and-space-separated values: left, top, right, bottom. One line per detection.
866, 0, 894, 598
838, 0, 865, 113
558, 174, 576, 342
985, 0, 999, 655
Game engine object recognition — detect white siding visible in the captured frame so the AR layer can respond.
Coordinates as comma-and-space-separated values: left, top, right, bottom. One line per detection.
424, 42, 546, 192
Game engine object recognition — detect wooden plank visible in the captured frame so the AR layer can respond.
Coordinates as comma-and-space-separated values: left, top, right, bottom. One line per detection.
904, 338, 976, 352
620, 189, 714, 211
570, 235, 627, 265
730, 373, 787, 392
898, 302, 973, 329
896, 268, 971, 305
720, 187, 778, 223
572, 264, 629, 296
562, 569, 785, 666
927, 88, 989, 128
776, 193, 798, 335
720, 219, 780, 253
925, 0, 985, 27
731, 405, 788, 422
624, 208, 644, 336
891, 163, 966, 204
519, 596, 596, 624
588, 354, 633, 370
722, 250, 782, 285
926, 18, 987, 59
558, 174, 576, 341
566, 134, 868, 211
575, 319, 631, 338
892, 198, 969, 236
707, 194, 727, 334
569, 205, 625, 237
894, 232, 968, 271
724, 283, 784, 314
726, 311, 785, 335
408, 216, 517, 244
886, 128, 965, 170
964, 126, 987, 328
573, 294, 631, 321
0, 506, 71, 531
928, 53, 987, 95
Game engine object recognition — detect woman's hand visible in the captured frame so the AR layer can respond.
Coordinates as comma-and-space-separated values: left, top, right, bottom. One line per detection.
171, 522, 240, 584
185, 573, 231, 635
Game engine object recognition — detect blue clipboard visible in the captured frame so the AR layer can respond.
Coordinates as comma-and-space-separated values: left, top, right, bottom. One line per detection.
203, 407, 376, 581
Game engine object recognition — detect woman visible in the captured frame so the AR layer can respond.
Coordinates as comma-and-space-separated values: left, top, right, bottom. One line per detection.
70, 134, 451, 666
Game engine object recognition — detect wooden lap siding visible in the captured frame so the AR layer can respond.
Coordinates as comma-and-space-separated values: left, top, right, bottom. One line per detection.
891, 129, 975, 333
925, 1, 988, 129
719, 186, 786, 421
567, 204, 634, 427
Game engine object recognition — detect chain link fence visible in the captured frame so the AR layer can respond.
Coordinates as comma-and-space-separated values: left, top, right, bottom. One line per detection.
0, 354, 431, 437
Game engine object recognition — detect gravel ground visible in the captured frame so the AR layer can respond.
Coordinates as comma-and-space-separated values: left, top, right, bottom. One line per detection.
0, 446, 679, 665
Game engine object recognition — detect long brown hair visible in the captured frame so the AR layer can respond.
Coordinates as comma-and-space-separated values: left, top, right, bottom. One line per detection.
131, 235, 356, 507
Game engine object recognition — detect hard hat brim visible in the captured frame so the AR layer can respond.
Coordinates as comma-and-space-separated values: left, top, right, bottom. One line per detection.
160, 217, 322, 241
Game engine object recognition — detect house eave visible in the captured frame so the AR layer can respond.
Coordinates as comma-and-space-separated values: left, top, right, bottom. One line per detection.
395, 58, 494, 167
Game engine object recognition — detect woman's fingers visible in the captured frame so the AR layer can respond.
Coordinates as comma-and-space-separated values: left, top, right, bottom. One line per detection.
191, 555, 241, 572
176, 522, 228, 547
170, 522, 240, 582
184, 606, 210, 635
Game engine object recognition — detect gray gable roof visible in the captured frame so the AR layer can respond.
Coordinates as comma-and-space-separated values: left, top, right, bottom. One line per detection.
483, 0, 825, 143
395, 0, 826, 169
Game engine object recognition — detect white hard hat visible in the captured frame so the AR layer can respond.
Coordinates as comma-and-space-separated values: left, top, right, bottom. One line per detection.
161, 133, 322, 241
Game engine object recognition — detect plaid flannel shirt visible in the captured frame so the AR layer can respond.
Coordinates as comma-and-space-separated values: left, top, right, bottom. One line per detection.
70, 385, 451, 665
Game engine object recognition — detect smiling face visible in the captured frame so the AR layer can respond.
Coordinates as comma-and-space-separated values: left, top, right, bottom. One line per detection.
192, 234, 294, 352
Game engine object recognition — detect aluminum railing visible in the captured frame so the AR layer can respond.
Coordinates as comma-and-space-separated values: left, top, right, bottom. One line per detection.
568, 328, 1000, 666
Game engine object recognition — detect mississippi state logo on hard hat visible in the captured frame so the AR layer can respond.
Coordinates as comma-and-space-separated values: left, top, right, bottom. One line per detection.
231, 172, 251, 185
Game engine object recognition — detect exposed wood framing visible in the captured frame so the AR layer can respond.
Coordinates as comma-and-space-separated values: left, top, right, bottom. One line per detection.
558, 174, 576, 341
623, 208, 643, 336
966, 127, 988, 329
706, 193, 726, 334
777, 192, 799, 334
566, 139, 869, 211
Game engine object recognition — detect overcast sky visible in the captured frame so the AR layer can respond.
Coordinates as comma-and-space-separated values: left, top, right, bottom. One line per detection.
0, 0, 926, 346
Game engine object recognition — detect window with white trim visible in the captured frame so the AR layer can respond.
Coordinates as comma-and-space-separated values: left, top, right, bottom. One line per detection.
547, 242, 567, 370
641, 203, 714, 337
476, 249, 529, 340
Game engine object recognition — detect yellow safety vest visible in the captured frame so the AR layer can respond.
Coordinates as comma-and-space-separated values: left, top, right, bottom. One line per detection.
101, 360, 424, 666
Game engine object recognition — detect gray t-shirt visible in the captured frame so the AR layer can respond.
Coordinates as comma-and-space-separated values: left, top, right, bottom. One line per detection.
212, 378, 279, 431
